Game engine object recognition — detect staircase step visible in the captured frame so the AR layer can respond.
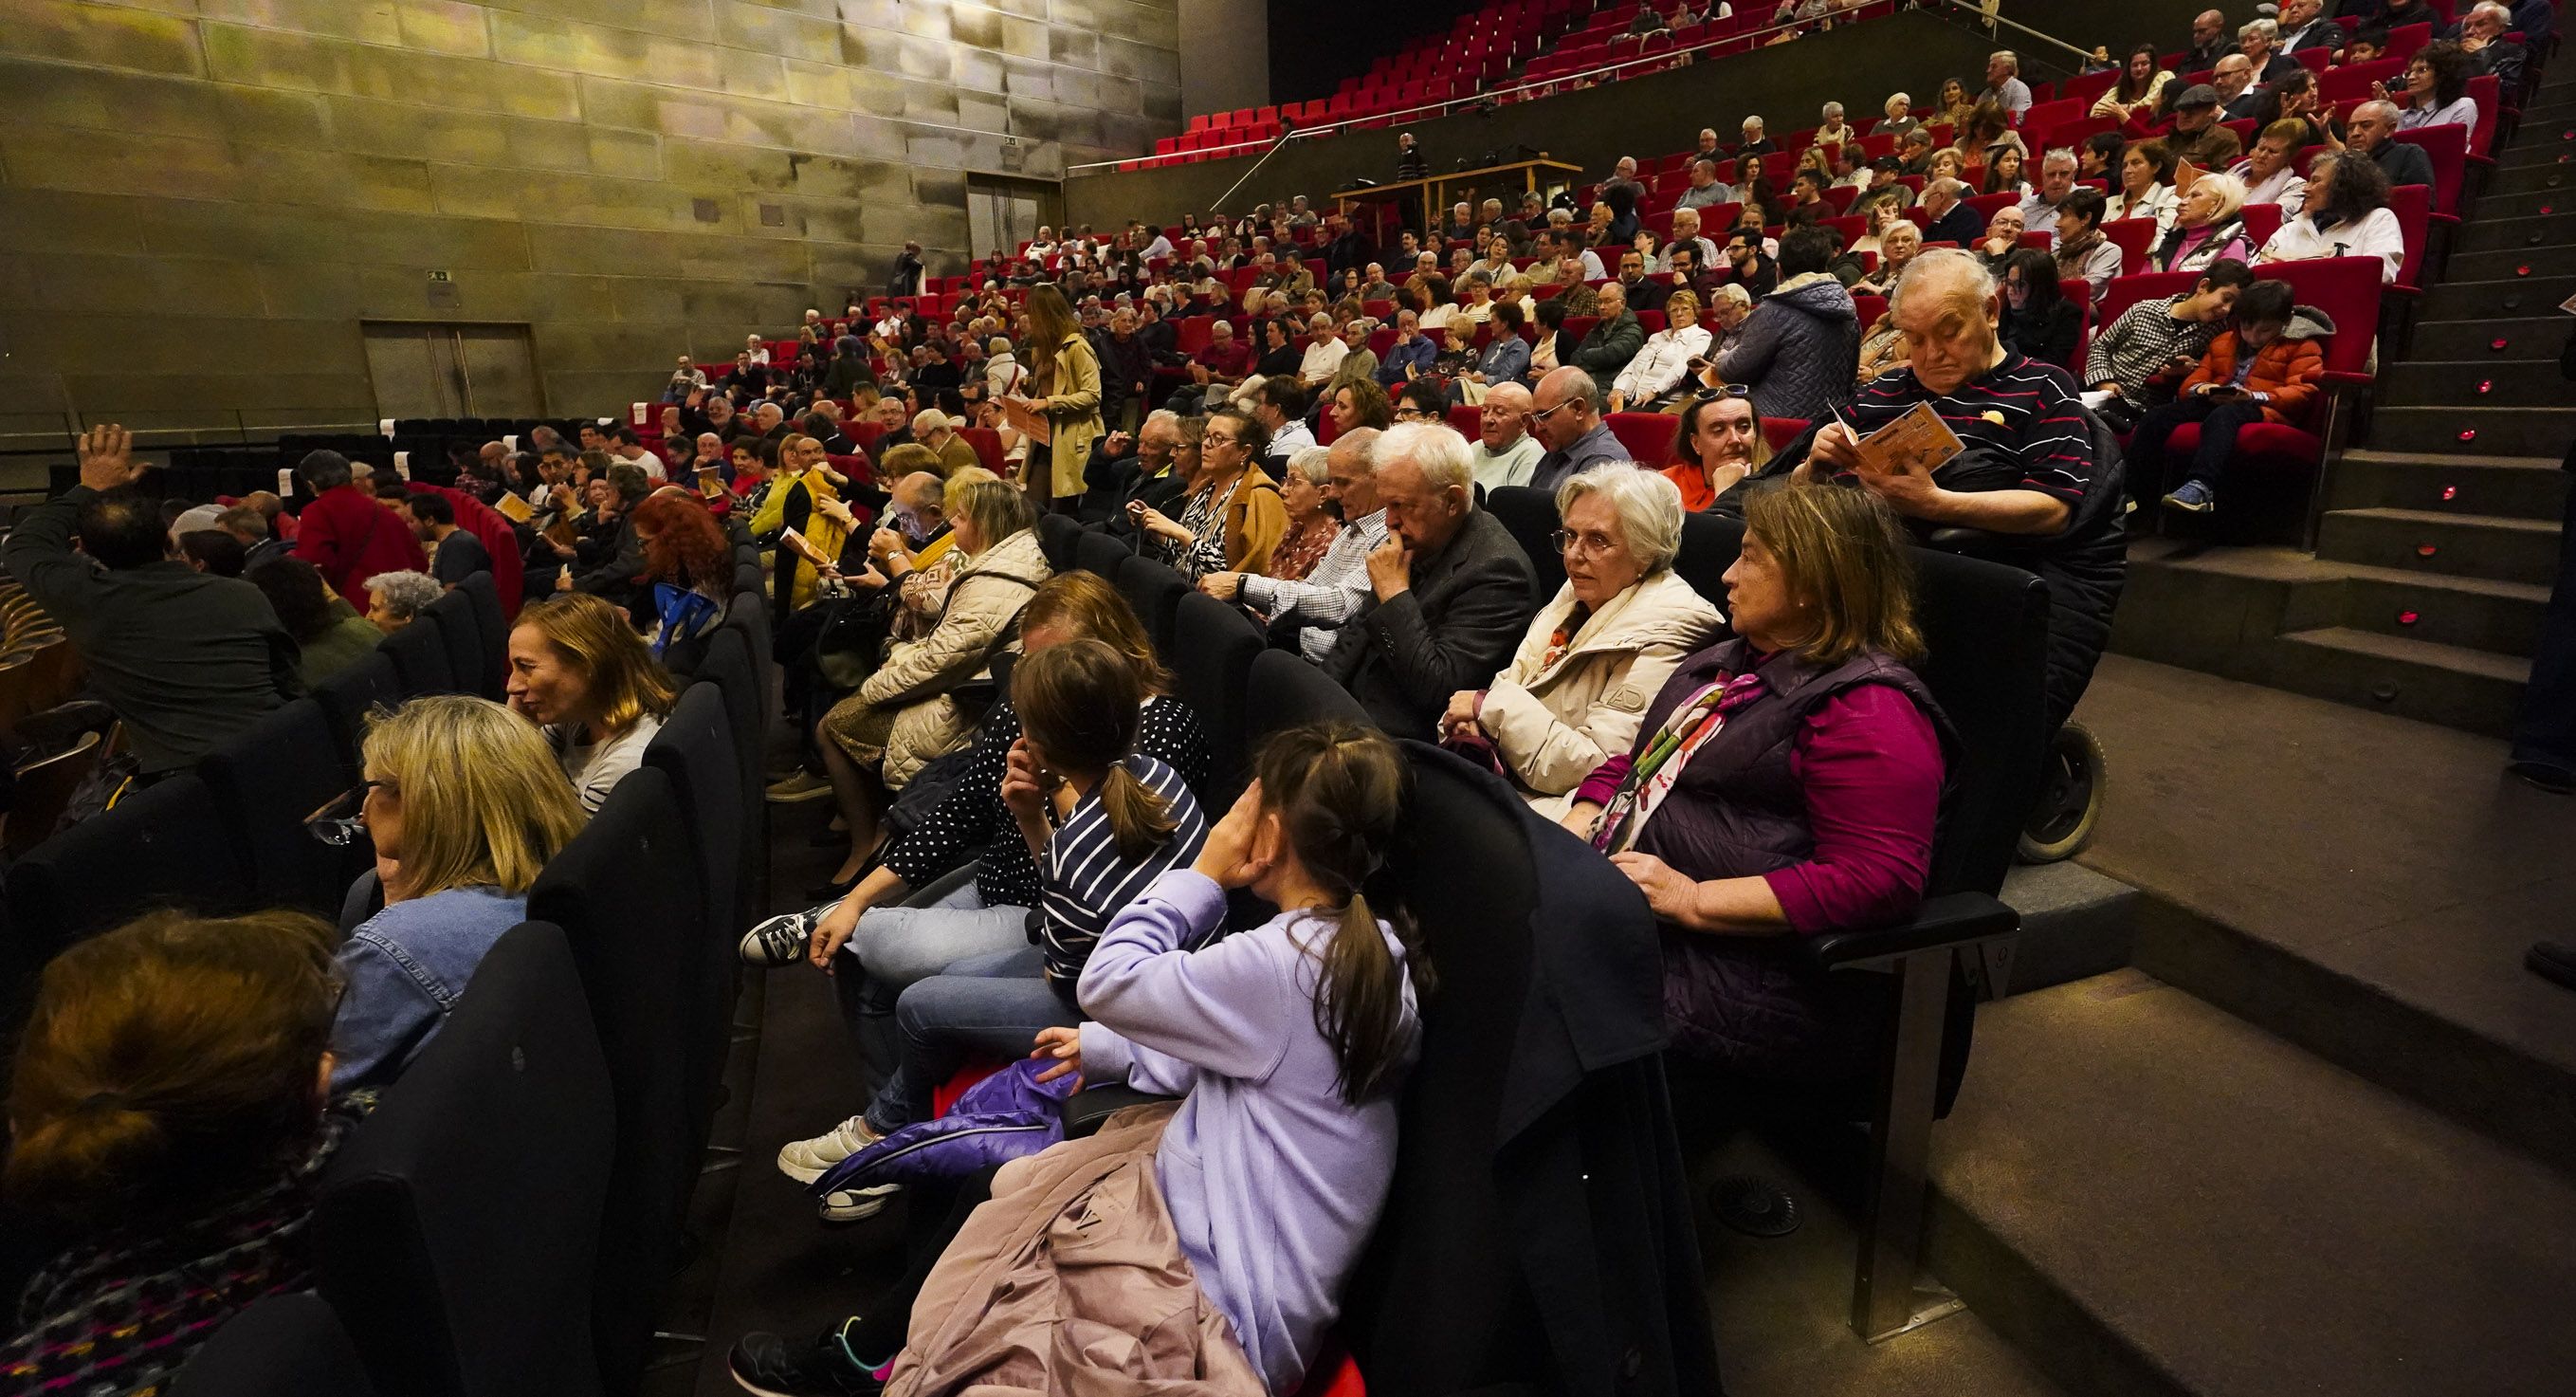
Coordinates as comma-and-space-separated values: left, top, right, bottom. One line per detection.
2318, 564, 2549, 655
2418, 274, 2576, 322
2493, 139, 2572, 171
2328, 449, 2568, 521
2447, 243, 2576, 282
2485, 159, 2576, 196
1930, 974, 2576, 1397
2365, 404, 2576, 457
2316, 505, 2560, 583
2270, 623, 2528, 734
2379, 356, 2576, 406
2458, 209, 2576, 253
2405, 314, 2567, 358
2073, 656, 2576, 1169
2124, 537, 2549, 656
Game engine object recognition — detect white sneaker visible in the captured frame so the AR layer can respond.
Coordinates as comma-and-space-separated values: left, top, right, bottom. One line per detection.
818, 1183, 903, 1223
739, 906, 823, 967
776, 1115, 880, 1184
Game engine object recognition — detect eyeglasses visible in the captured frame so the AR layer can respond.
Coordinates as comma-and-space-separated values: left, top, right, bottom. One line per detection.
1529, 399, 1580, 420
304, 781, 386, 848
1392, 407, 1435, 420
1549, 529, 1623, 558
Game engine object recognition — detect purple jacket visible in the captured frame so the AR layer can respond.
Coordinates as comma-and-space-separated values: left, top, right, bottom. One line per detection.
1079, 870, 1420, 1395
809, 1057, 1076, 1195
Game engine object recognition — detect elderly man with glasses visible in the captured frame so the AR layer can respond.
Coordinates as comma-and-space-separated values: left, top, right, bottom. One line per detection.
1526, 366, 1630, 494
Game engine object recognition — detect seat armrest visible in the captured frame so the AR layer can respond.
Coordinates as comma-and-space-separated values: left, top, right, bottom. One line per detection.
1797, 892, 2019, 972
1057, 1084, 1180, 1139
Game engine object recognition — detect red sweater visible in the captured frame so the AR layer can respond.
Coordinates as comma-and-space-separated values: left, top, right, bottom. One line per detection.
293, 484, 428, 608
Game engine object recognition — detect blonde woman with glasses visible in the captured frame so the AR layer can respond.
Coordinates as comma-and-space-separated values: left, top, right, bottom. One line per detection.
321, 694, 586, 1087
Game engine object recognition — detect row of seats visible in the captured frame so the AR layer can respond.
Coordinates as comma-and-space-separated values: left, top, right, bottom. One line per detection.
9, 527, 777, 1397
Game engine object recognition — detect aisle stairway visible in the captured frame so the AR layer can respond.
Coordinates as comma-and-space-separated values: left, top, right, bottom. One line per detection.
2114, 69, 2576, 737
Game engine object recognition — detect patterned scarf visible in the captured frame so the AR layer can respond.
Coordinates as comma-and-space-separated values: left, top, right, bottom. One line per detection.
1592, 669, 1770, 855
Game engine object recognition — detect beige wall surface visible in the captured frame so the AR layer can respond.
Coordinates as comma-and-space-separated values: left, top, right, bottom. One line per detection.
0, 0, 1180, 448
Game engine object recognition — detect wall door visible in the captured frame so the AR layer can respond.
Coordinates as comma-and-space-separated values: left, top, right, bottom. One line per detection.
965, 175, 1059, 263
361, 322, 544, 420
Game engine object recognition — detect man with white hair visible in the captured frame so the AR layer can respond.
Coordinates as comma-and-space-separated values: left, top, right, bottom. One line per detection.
1782, 249, 2119, 726
913, 408, 977, 477
1920, 176, 1982, 245
1321, 423, 1535, 734
2275, 0, 2338, 52
1736, 115, 1776, 157
1468, 383, 1544, 491
2344, 100, 2437, 191
1443, 201, 1476, 244
2019, 149, 2080, 243
2446, 2, 2529, 92
1202, 427, 1387, 662
1980, 50, 2032, 120
1655, 207, 1722, 274
1299, 313, 1349, 388
1087, 410, 1189, 530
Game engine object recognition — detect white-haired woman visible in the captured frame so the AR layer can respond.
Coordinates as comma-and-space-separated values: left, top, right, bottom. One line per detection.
1438, 464, 1726, 818
365, 570, 442, 634
1877, 91, 1920, 140
2150, 172, 2255, 273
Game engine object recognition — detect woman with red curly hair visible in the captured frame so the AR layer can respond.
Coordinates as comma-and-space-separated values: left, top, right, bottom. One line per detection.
630, 490, 734, 661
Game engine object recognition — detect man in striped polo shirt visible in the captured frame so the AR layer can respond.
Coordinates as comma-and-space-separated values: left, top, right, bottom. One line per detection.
1783, 248, 2127, 726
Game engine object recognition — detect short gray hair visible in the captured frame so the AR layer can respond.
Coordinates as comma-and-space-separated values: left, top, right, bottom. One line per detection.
1556, 464, 1684, 572
1285, 445, 1332, 486
368, 570, 443, 621
1373, 421, 1476, 501
2041, 147, 2079, 172
1822, 101, 1845, 119
2469, 0, 2510, 20
2238, 18, 2275, 40
1990, 49, 2019, 71
1927, 175, 1967, 201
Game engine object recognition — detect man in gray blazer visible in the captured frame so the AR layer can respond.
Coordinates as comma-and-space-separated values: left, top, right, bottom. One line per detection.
1325, 422, 1538, 737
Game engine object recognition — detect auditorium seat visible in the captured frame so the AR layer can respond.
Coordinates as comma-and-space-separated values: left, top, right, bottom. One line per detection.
1481, 486, 1568, 604
1113, 553, 1190, 651
692, 626, 769, 910
197, 699, 367, 916
170, 1293, 376, 1397
316, 922, 614, 1397
378, 616, 456, 696
1074, 528, 1134, 585
1038, 511, 1085, 570
4, 773, 250, 957
422, 592, 486, 706
642, 682, 750, 1122
1244, 648, 1372, 744
1168, 591, 1265, 802
524, 768, 705, 1393
453, 572, 510, 699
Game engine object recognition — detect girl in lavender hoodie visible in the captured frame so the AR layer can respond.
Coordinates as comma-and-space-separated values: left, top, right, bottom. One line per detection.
725, 724, 1422, 1397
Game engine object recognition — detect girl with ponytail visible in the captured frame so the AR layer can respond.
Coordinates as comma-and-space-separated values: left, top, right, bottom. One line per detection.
3, 909, 360, 1393
1032, 721, 1426, 1393
813, 637, 1208, 1168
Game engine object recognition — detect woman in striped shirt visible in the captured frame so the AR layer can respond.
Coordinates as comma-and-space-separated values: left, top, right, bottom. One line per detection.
779, 636, 1208, 1181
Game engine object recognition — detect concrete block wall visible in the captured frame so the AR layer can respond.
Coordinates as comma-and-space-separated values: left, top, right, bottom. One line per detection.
0, 0, 1182, 450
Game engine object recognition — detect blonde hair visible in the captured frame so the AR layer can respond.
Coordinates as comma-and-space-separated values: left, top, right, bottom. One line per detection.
1743, 481, 1924, 664
511, 593, 677, 737
364, 694, 587, 896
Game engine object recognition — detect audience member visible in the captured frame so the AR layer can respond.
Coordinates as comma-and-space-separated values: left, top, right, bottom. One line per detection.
1569, 283, 1646, 401
2138, 280, 2332, 515
2152, 172, 2256, 272
2081, 259, 2255, 423
1204, 429, 1386, 662
812, 478, 1050, 892
1918, 177, 1983, 246
2163, 86, 2245, 170
2, 425, 298, 781
1979, 49, 2032, 119
363, 569, 440, 634
1664, 389, 1771, 510
174, 528, 246, 579
247, 555, 385, 688
2183, 8, 2230, 68
507, 591, 678, 814
630, 492, 734, 659
2233, 121, 2313, 214
1527, 367, 1628, 494
399, 490, 491, 588
330, 695, 587, 1086
1443, 463, 1724, 815
290, 449, 429, 608
1999, 248, 2081, 368
2390, 41, 2478, 130
1470, 384, 1545, 491
2340, 99, 2438, 191
2447, 4, 2527, 95
2093, 42, 2174, 119
0, 910, 358, 1393
1327, 320, 1380, 395
1612, 291, 1714, 412
1132, 405, 1286, 579
2257, 150, 2405, 285
1560, 483, 1944, 1080
2053, 188, 2126, 306
1322, 424, 1535, 736
1712, 226, 1859, 423
1269, 448, 1342, 582
1330, 377, 1397, 436
1018, 284, 1105, 506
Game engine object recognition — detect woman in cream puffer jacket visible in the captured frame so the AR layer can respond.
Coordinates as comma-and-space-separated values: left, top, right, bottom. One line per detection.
1441, 465, 1726, 818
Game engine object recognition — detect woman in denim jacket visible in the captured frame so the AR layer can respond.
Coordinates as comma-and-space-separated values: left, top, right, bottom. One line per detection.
330, 694, 587, 1088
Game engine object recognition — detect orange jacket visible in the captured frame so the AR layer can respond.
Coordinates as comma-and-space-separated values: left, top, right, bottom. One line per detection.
2180, 305, 2332, 427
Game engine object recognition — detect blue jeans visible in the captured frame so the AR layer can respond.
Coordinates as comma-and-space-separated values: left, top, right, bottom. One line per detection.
833, 879, 1033, 1094
862, 947, 1079, 1133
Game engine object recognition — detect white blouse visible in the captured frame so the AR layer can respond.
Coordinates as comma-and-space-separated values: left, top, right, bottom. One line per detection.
2256, 206, 2406, 285
1612, 324, 1714, 403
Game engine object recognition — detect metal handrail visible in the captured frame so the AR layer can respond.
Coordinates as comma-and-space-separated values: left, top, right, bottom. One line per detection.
1066, 1, 1905, 175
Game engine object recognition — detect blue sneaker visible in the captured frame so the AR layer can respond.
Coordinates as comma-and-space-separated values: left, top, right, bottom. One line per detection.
2163, 480, 2216, 514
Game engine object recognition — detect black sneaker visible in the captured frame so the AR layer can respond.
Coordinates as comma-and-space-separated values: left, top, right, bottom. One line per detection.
727, 1318, 886, 1397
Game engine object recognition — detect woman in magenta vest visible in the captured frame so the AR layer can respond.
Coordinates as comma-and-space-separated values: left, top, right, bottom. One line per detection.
1559, 482, 1950, 1080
